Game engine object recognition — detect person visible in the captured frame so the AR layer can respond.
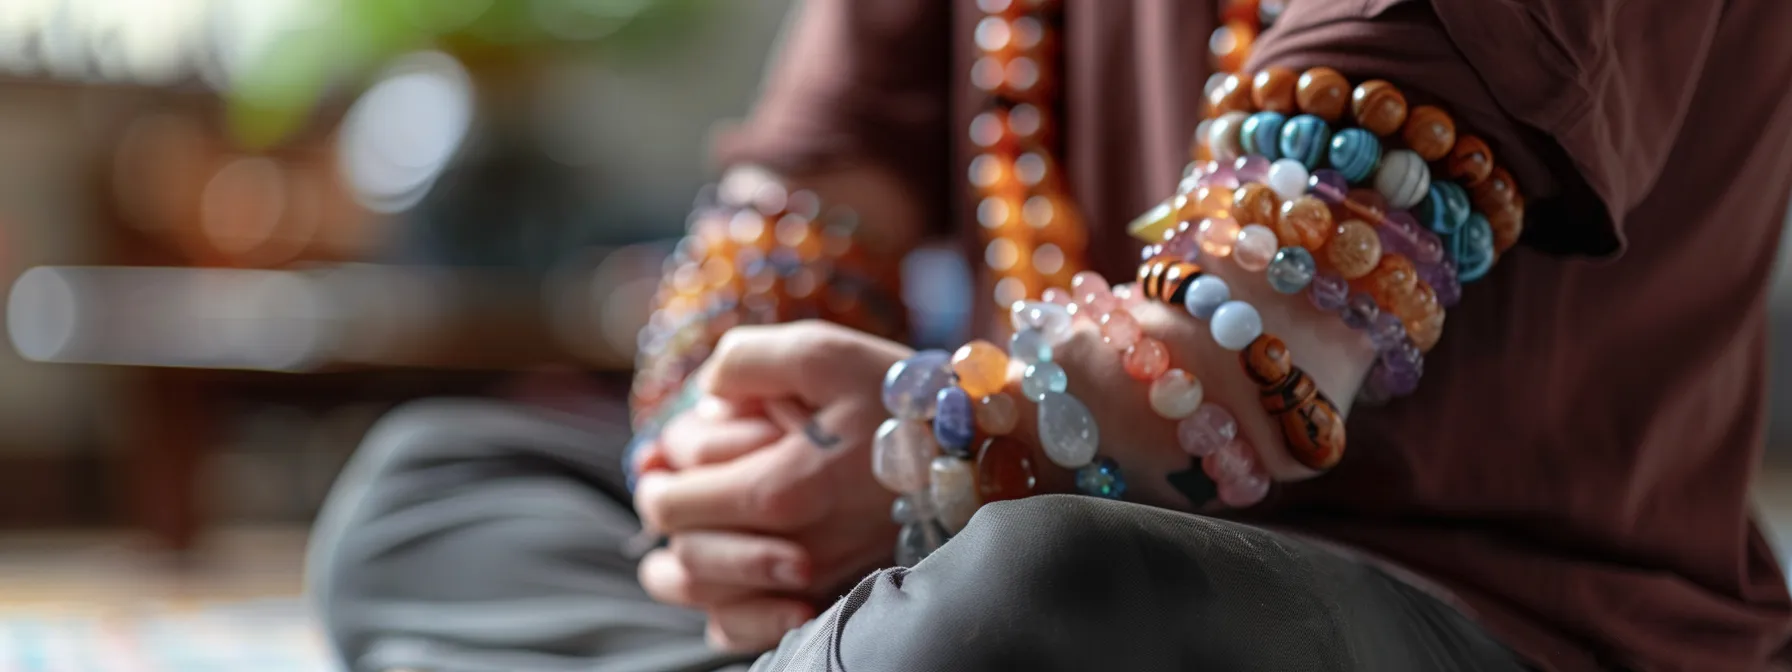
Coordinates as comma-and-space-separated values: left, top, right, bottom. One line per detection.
306, 0, 1792, 670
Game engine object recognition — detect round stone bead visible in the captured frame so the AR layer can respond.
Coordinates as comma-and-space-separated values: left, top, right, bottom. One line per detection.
1373, 149, 1431, 210
1265, 159, 1310, 201
1295, 67, 1349, 121
1009, 328, 1053, 364
976, 392, 1019, 435
1487, 200, 1525, 254
1275, 196, 1333, 251
890, 494, 935, 524
1325, 219, 1382, 279
1071, 271, 1112, 306
1207, 110, 1250, 162
1041, 287, 1073, 306
1074, 457, 1127, 499
1358, 254, 1418, 307
1193, 185, 1236, 219
1351, 79, 1408, 136
1471, 167, 1520, 214
873, 418, 938, 493
1381, 210, 1445, 265
1452, 213, 1497, 282
1217, 466, 1270, 508
1368, 311, 1407, 351
951, 340, 1010, 399
1210, 301, 1263, 351
1376, 340, 1425, 396
1183, 275, 1231, 319
1251, 66, 1299, 114
1447, 134, 1495, 185
1100, 310, 1142, 350
932, 386, 977, 457
1278, 114, 1332, 169
1233, 224, 1279, 271
1148, 368, 1204, 420
1038, 391, 1100, 468
929, 457, 978, 534
1308, 168, 1349, 204
1177, 403, 1238, 457
1419, 258, 1462, 308
1342, 292, 1380, 330
1267, 247, 1317, 293
1240, 112, 1287, 159
1197, 217, 1241, 257
1203, 440, 1255, 482
1345, 188, 1388, 223
1402, 105, 1456, 161
1124, 337, 1171, 381
894, 519, 948, 567
1416, 181, 1472, 236
1327, 128, 1382, 184
1231, 183, 1280, 228
1406, 304, 1446, 353
975, 436, 1037, 503
1021, 361, 1069, 402
1200, 161, 1240, 190
1009, 301, 1073, 342
1207, 72, 1252, 116
882, 350, 954, 419
1306, 272, 1349, 312
1234, 155, 1272, 184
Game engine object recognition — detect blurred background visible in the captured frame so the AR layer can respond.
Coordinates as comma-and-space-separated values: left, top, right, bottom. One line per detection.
0, 0, 1785, 669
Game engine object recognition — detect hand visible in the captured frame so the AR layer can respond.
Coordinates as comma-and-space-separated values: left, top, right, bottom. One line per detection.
633, 320, 910, 651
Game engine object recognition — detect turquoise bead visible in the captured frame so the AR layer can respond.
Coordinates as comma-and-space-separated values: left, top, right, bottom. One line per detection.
1038, 391, 1099, 468
1008, 328, 1053, 364
1021, 361, 1069, 402
932, 386, 976, 457
1327, 128, 1381, 184
1417, 181, 1471, 236
1074, 457, 1126, 499
1277, 114, 1332, 169
1240, 111, 1287, 159
881, 350, 954, 420
1452, 214, 1497, 282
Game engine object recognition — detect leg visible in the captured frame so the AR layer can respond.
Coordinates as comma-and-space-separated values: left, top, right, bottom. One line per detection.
306, 399, 750, 672
753, 495, 1529, 672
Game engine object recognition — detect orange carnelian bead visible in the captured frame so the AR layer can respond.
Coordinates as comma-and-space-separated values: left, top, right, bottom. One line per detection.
1231, 183, 1280, 228
1487, 199, 1525, 253
1325, 220, 1382, 279
1404, 301, 1446, 352
1197, 217, 1242, 257
1447, 135, 1495, 185
1402, 105, 1457, 161
1221, 0, 1261, 24
1209, 21, 1257, 74
1357, 254, 1419, 306
1194, 185, 1235, 218
1207, 73, 1253, 116
1471, 167, 1520, 214
1252, 66, 1299, 114
1295, 67, 1350, 121
1123, 337, 1171, 381
1350, 80, 1408, 136
952, 340, 1011, 398
1276, 195, 1334, 251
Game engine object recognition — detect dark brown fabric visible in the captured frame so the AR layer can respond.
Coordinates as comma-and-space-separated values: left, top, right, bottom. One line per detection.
719, 0, 1792, 669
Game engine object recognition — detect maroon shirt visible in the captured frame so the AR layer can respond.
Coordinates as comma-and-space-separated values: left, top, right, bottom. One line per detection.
720, 0, 1792, 668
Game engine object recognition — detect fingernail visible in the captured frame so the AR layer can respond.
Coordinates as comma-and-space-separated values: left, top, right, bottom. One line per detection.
773, 560, 806, 589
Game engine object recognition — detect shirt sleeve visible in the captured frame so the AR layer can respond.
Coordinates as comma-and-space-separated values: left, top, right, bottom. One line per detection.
713, 0, 952, 229
1245, 0, 1667, 257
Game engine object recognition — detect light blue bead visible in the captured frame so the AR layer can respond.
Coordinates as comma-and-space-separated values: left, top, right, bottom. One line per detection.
1240, 112, 1287, 160
1038, 391, 1099, 468
1182, 275, 1231, 320
1266, 247, 1317, 294
1210, 301, 1263, 351
1074, 456, 1127, 499
881, 350, 953, 420
1277, 114, 1332, 170
895, 519, 949, 567
1452, 214, 1497, 282
1008, 328, 1053, 364
1416, 181, 1471, 236
932, 386, 976, 457
1326, 128, 1381, 184
1010, 301, 1072, 342
1021, 361, 1069, 402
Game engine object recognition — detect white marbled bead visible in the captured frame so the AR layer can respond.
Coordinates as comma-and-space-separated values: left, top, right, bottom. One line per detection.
1264, 159, 1311, 201
1038, 391, 1100, 469
1210, 301, 1263, 351
1373, 149, 1431, 210
929, 457, 979, 534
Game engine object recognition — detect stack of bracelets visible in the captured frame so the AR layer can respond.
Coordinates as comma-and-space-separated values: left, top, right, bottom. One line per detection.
629, 183, 907, 452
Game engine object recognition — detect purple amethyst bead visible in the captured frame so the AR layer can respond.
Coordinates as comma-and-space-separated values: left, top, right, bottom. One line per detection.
1308, 169, 1349, 204
1162, 230, 1201, 260
1342, 292, 1380, 331
1369, 312, 1408, 351
1419, 259, 1463, 308
1382, 210, 1445, 264
1306, 272, 1349, 312
1199, 162, 1240, 190
1375, 340, 1425, 396
1234, 155, 1272, 184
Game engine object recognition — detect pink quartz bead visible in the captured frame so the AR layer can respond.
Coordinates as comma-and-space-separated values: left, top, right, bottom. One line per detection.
1099, 311, 1142, 350
1162, 228, 1201, 260
1217, 465, 1270, 507
1147, 368, 1204, 420
1233, 224, 1278, 271
1196, 217, 1241, 257
1042, 287, 1074, 306
1082, 293, 1118, 317
1112, 282, 1143, 306
1202, 440, 1254, 482
1122, 337, 1170, 381
1071, 271, 1111, 305
1176, 403, 1238, 457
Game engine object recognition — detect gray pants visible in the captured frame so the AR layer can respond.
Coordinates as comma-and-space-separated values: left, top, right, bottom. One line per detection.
307, 400, 1529, 672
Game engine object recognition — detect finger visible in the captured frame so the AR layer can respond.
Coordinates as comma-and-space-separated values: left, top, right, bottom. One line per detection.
670, 531, 812, 592
634, 437, 820, 533
696, 321, 905, 405
659, 412, 782, 470
638, 548, 757, 608
705, 598, 817, 653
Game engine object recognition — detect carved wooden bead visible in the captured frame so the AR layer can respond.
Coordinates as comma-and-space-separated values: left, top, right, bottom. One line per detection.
1231, 183, 1280, 228
1402, 105, 1457, 161
1447, 135, 1495, 185
1251, 66, 1299, 114
1208, 73, 1253, 116
1261, 368, 1318, 415
1295, 67, 1349, 121
1351, 80, 1408, 136
1140, 259, 1203, 304
1276, 196, 1335, 251
1242, 334, 1293, 387
1471, 166, 1519, 214
1281, 394, 1345, 471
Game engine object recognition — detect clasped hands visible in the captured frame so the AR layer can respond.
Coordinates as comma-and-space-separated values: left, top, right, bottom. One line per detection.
632, 286, 1355, 652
